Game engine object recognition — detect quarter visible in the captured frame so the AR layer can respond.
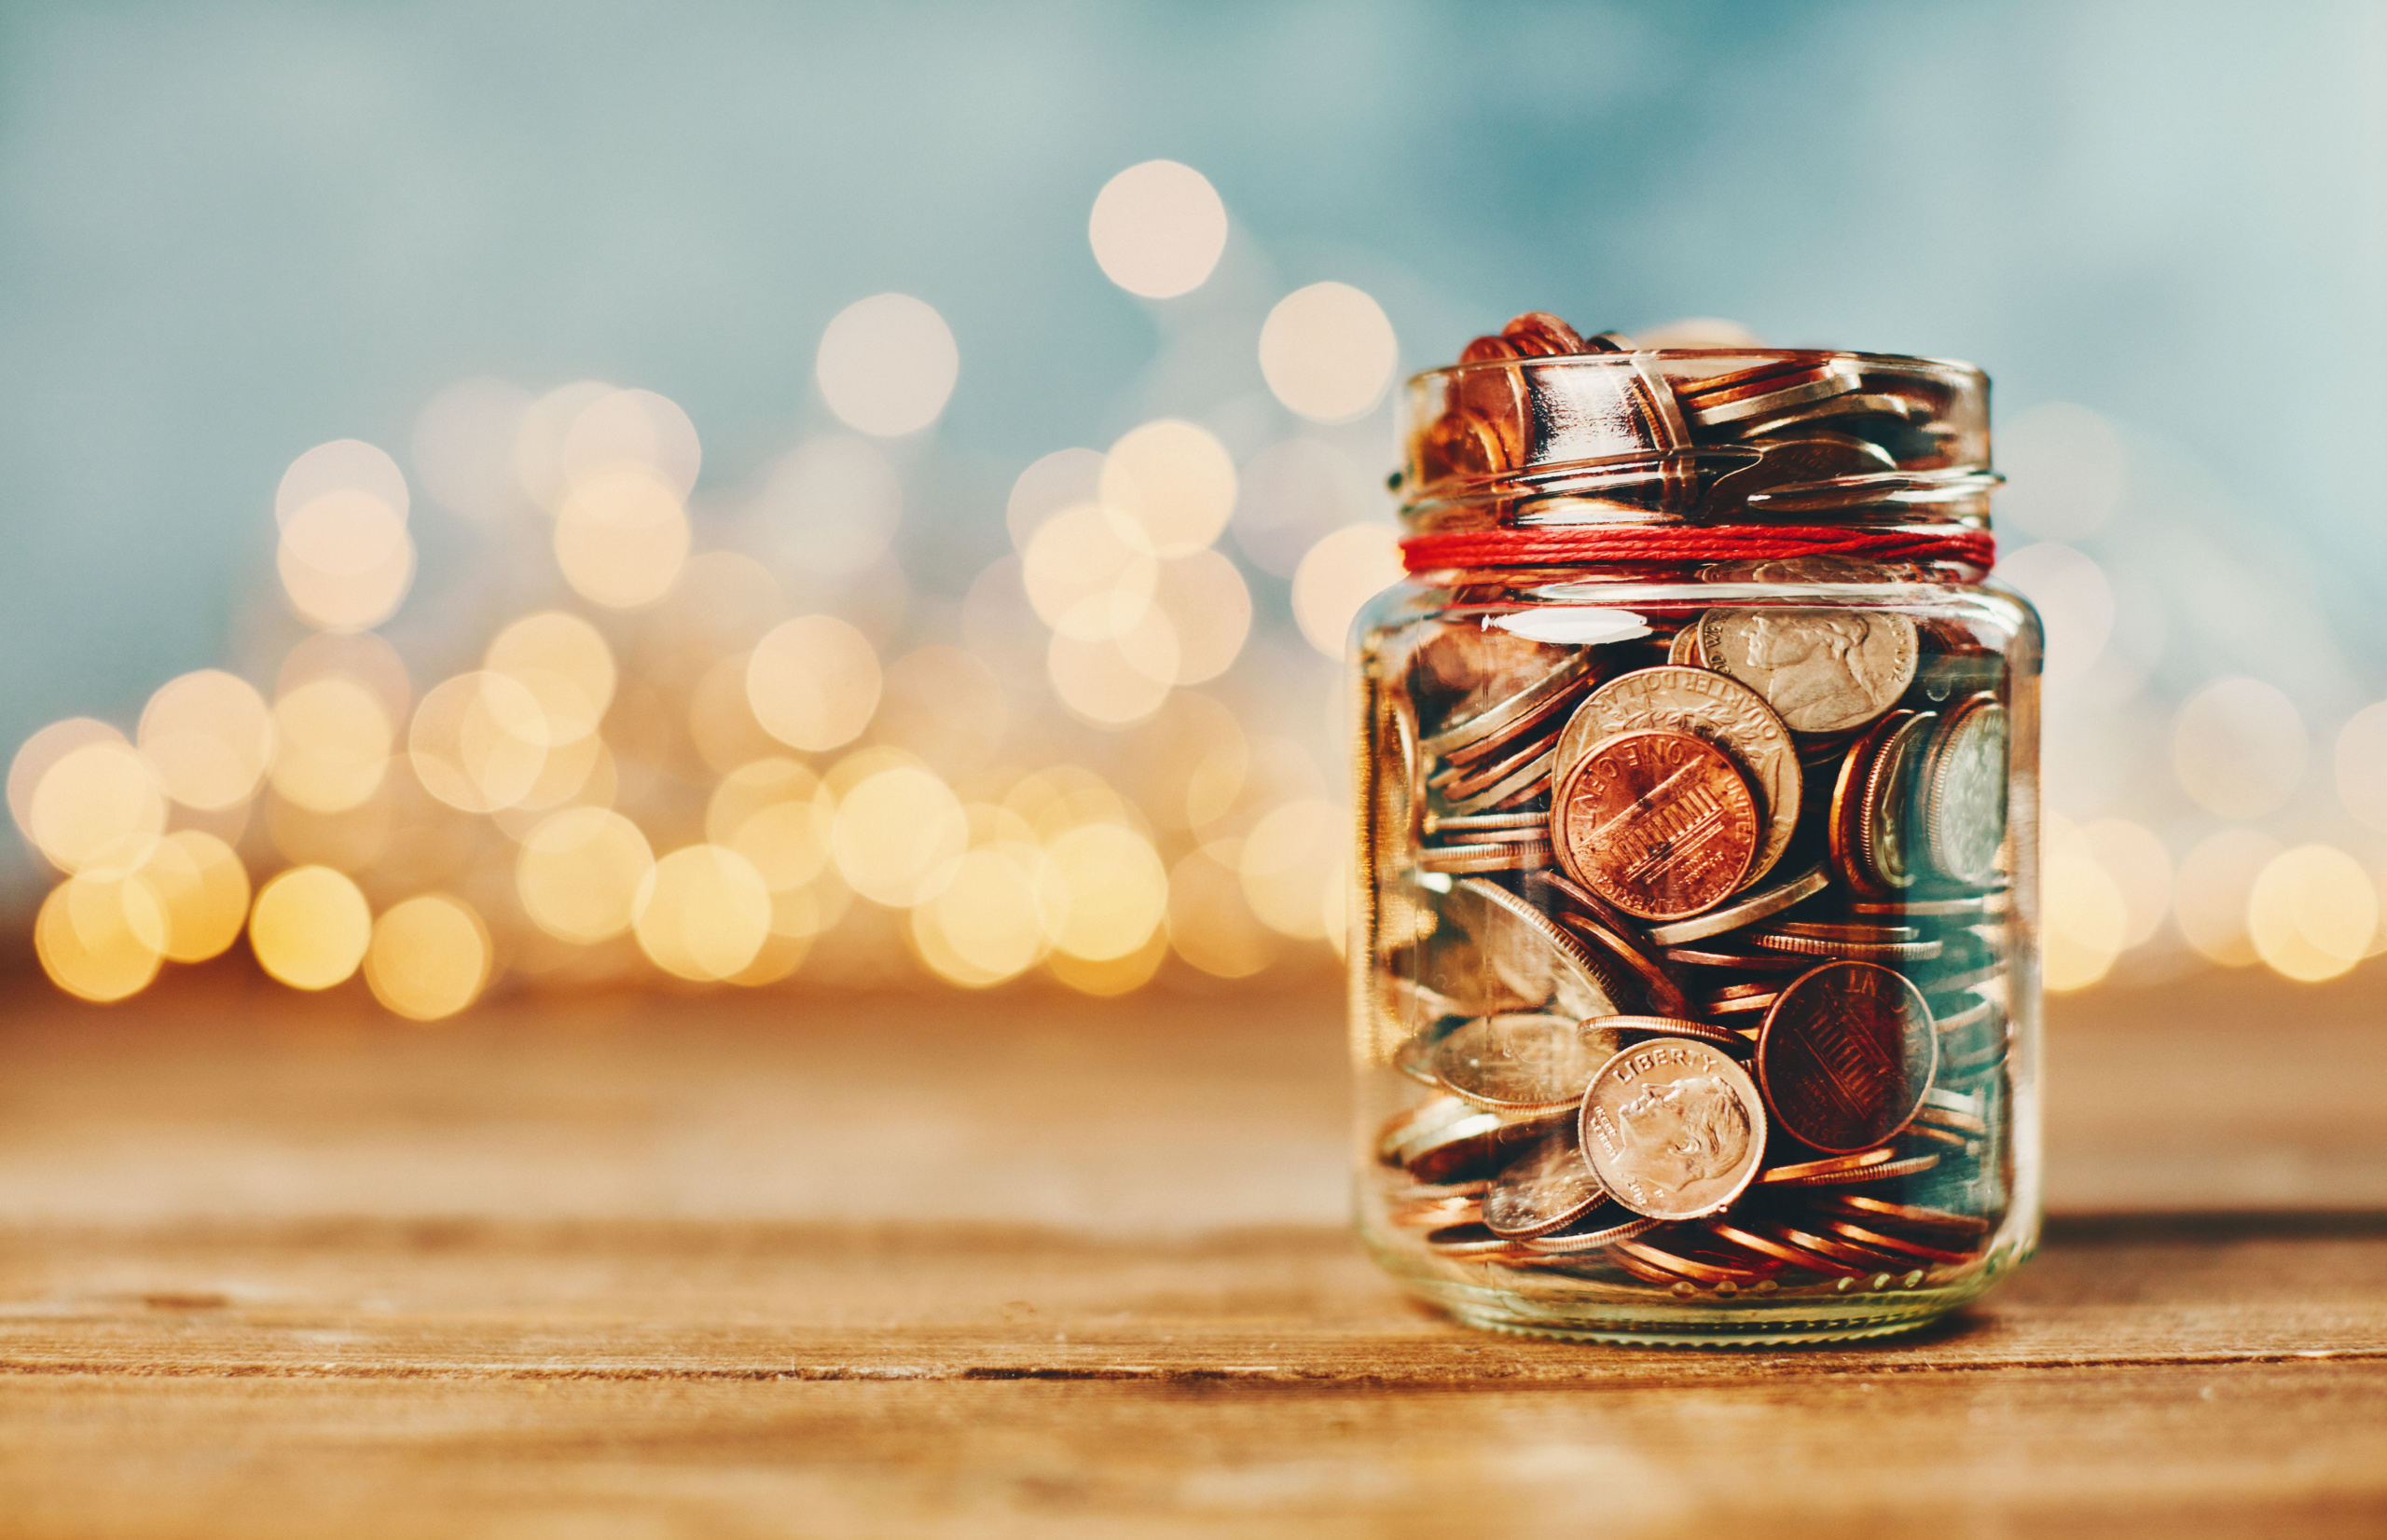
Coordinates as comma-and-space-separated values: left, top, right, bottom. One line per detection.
1696, 608, 1919, 735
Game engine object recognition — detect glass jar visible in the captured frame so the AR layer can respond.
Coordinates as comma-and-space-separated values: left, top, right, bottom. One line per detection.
1350, 323, 2040, 1345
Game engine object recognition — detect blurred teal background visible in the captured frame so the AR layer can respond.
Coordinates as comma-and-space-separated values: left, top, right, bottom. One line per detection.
3, 1, 2385, 987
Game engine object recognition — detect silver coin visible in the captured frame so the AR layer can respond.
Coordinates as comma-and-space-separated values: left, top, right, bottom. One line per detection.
1439, 877, 1631, 1022
1643, 861, 1830, 947
1696, 607, 1919, 735
1433, 1013, 1621, 1113
1483, 1126, 1607, 1238
1578, 1038, 1768, 1221
1920, 694, 2009, 886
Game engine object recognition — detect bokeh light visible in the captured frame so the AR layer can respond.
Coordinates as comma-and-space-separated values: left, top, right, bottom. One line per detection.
2174, 829, 2285, 969
269, 675, 393, 813
1046, 629, 1172, 724
2077, 818, 2173, 950
1147, 550, 1251, 685
911, 846, 1056, 987
1166, 845, 1277, 979
1291, 523, 1403, 656
747, 615, 882, 751
561, 388, 701, 498
278, 488, 415, 632
1996, 543, 2112, 683
1006, 447, 1104, 551
276, 439, 409, 527
517, 806, 655, 945
709, 759, 835, 894
753, 436, 904, 581
1087, 159, 1229, 299
2335, 702, 2387, 832
633, 845, 772, 982
554, 470, 691, 609
2246, 845, 2377, 983
27, 739, 166, 877
1100, 419, 1236, 557
409, 671, 549, 815
1024, 502, 1159, 639
412, 377, 532, 521
1259, 282, 1399, 424
139, 831, 251, 963
831, 762, 968, 907
1238, 798, 1344, 941
138, 670, 274, 811
35, 873, 165, 1003
515, 380, 615, 510
2042, 815, 2129, 991
249, 865, 373, 990
816, 293, 959, 437
2173, 678, 2306, 818
1996, 404, 2127, 543
9, 719, 128, 846
366, 894, 492, 1021
1044, 823, 1167, 962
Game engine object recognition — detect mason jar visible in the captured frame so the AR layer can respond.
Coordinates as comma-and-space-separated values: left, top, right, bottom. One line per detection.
1350, 318, 2040, 1344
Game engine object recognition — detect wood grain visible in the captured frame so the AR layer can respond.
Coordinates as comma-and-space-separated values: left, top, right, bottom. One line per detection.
1, 963, 2383, 1534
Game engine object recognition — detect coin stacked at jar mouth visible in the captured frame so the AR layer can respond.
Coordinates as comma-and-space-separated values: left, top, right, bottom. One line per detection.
1366, 436, 2017, 1298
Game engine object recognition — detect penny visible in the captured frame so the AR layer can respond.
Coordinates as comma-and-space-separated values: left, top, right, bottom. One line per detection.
1416, 406, 1507, 482
1433, 1012, 1621, 1114
1702, 1218, 1858, 1275
1516, 1201, 1663, 1255
1556, 666, 1801, 887
1483, 1126, 1607, 1238
1612, 1237, 1775, 1287
1500, 310, 1588, 357
1858, 709, 1935, 891
1579, 1038, 1768, 1221
1815, 1218, 1978, 1267
1738, 392, 1927, 435
1705, 991, 1780, 1016
1644, 861, 1831, 946
1819, 1193, 1992, 1235
1827, 710, 1915, 897
1448, 341, 1531, 468
1443, 876, 1632, 1021
1552, 729, 1760, 921
1697, 608, 1919, 735
1584, 329, 1635, 352
1436, 750, 1556, 816
1919, 694, 2009, 886
1675, 356, 1832, 403
1759, 1152, 1939, 1189
1684, 363, 1865, 428
1757, 960, 1939, 1154
1767, 1220, 1910, 1272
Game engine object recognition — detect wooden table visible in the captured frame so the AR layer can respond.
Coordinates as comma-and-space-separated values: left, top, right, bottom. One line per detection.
3, 963, 2384, 1536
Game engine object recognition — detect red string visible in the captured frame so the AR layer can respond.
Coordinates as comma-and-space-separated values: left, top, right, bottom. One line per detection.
1399, 524, 1994, 575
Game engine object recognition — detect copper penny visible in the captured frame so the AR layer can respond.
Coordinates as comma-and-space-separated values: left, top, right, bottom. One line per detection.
1756, 961, 1939, 1154
1500, 310, 1588, 357
1578, 1038, 1767, 1221
1552, 729, 1759, 921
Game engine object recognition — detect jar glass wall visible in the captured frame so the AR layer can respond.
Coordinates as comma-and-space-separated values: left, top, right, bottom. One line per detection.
1350, 337, 2040, 1345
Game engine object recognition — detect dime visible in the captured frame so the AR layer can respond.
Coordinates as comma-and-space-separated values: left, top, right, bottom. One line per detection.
1759, 1152, 1940, 1189
1556, 666, 1801, 887
1747, 929, 1944, 963
1433, 1012, 1621, 1114
1696, 608, 1919, 735
1644, 861, 1831, 946
1424, 810, 1547, 836
1756, 961, 1939, 1154
1589, 1014, 1751, 1052
1483, 1126, 1607, 1238
1419, 840, 1556, 875
1552, 729, 1760, 921
1442, 876, 1633, 1020
1919, 694, 2010, 886
1516, 1201, 1663, 1254
1579, 1038, 1768, 1221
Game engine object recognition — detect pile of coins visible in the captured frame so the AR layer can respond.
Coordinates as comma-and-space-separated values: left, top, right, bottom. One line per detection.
1361, 318, 2015, 1301
1403, 311, 1978, 518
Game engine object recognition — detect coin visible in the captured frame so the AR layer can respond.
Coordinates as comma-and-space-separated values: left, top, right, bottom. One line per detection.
1584, 330, 1635, 352
1388, 1193, 1483, 1229
1483, 1126, 1607, 1237
1814, 1218, 1978, 1267
1697, 432, 1897, 514
1683, 362, 1864, 428
1696, 608, 1919, 735
1400, 1107, 1563, 1185
1556, 666, 1801, 887
1415, 632, 1584, 749
1662, 943, 1814, 972
1500, 310, 1588, 357
1666, 624, 1704, 667
1590, 1014, 1751, 1052
1759, 1152, 1940, 1189
1515, 1201, 1663, 1254
1442, 877, 1631, 1020
1425, 1220, 1523, 1258
1437, 751, 1555, 816
1851, 891, 2011, 919
1425, 810, 1547, 836
1919, 694, 2009, 885
1738, 392, 1927, 435
1644, 861, 1830, 946
1705, 990, 1781, 1016
1433, 1012, 1621, 1113
1526, 872, 1697, 1018
1419, 840, 1556, 875
1430, 729, 1562, 800
1393, 1030, 1443, 1086
1747, 929, 1944, 963
1579, 1038, 1768, 1221
1416, 406, 1507, 481
1763, 920, 1921, 944
1756, 961, 1939, 1154
1818, 1193, 1991, 1235
1378, 1094, 1473, 1164
1700, 1218, 1856, 1275
1552, 729, 1760, 921
1857, 709, 1935, 892
1828, 709, 1923, 897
